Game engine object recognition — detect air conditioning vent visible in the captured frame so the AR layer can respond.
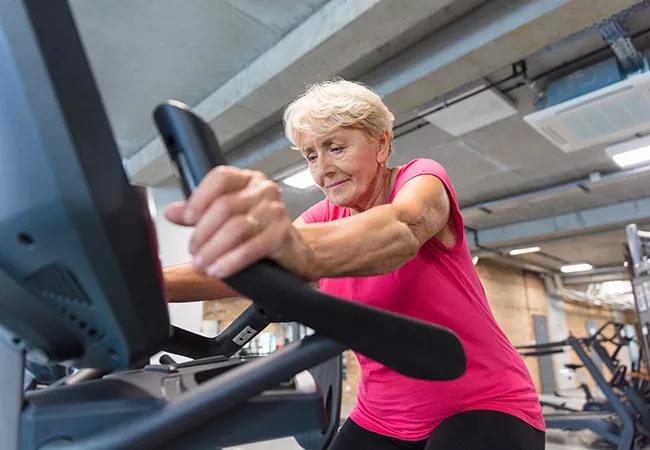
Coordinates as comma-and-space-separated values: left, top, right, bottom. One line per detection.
524, 69, 650, 152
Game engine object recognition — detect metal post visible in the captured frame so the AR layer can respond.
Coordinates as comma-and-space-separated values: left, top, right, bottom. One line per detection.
569, 336, 635, 449
0, 335, 25, 450
627, 223, 650, 375
626, 224, 642, 271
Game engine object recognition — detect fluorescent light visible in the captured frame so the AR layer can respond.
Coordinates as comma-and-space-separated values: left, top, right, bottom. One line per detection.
560, 263, 593, 273
282, 168, 315, 189
612, 146, 650, 167
508, 246, 541, 256
472, 256, 479, 265
606, 135, 650, 168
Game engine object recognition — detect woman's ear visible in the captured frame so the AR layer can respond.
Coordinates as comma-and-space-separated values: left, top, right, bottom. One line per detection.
376, 131, 392, 165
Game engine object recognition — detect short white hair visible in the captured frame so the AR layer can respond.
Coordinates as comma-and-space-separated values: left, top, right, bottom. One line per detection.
283, 79, 394, 151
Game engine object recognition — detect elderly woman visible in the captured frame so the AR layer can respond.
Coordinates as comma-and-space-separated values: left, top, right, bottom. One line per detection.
164, 79, 545, 450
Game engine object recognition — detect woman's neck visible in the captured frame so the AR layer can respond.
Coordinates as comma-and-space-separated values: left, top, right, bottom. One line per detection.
349, 166, 396, 215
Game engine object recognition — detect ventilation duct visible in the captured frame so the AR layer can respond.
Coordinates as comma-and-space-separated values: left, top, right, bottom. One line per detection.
543, 274, 633, 310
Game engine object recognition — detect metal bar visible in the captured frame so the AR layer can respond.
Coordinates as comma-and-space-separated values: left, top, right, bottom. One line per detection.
519, 348, 565, 357
42, 335, 345, 450
0, 336, 24, 450
591, 340, 650, 433
516, 339, 568, 350
599, 20, 646, 74
627, 224, 643, 268
568, 336, 636, 448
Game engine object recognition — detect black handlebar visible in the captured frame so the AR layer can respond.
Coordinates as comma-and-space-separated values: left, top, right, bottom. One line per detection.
164, 304, 277, 359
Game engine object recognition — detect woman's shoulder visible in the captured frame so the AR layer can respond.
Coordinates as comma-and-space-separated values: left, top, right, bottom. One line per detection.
396, 158, 446, 175
392, 158, 450, 189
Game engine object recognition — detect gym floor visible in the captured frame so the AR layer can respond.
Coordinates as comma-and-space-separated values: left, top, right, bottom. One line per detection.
224, 395, 622, 449
226, 430, 620, 449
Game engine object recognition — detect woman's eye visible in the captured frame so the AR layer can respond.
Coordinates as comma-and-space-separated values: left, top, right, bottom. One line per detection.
307, 154, 317, 162
330, 147, 343, 153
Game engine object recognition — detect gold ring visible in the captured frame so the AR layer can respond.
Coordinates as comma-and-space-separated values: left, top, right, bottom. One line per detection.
245, 214, 260, 232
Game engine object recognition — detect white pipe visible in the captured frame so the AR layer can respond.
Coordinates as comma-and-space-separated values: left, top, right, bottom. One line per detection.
543, 274, 633, 311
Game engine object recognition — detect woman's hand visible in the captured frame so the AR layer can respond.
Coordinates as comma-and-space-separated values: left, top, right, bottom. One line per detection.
164, 166, 314, 280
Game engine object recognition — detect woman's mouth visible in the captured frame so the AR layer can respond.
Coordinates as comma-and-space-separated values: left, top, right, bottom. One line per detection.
326, 180, 348, 190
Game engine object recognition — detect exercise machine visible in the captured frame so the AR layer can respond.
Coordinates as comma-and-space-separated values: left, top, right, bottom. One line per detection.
626, 224, 650, 375
0, 1, 466, 449
519, 322, 649, 450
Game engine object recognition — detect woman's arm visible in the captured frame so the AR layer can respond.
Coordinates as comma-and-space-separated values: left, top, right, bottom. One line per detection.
163, 263, 241, 302
164, 167, 452, 283
294, 175, 452, 280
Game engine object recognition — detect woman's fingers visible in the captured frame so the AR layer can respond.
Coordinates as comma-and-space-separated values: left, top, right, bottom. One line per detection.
193, 199, 287, 275
164, 201, 189, 225
183, 166, 254, 224
189, 178, 283, 254
193, 210, 263, 271
206, 218, 290, 278
163, 165, 294, 277
189, 191, 250, 254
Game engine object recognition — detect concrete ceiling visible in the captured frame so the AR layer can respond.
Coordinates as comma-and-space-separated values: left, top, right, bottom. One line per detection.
70, 0, 650, 279
69, 0, 329, 157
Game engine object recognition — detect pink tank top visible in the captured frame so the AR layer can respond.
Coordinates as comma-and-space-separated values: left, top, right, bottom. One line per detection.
301, 159, 544, 440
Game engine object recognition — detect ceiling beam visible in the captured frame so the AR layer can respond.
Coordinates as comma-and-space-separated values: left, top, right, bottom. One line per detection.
462, 164, 650, 224
228, 0, 637, 171
473, 196, 650, 249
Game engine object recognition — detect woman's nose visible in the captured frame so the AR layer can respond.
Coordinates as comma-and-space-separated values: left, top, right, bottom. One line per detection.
313, 155, 333, 180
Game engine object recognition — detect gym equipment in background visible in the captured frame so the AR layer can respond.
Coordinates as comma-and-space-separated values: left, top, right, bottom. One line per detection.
519, 322, 650, 450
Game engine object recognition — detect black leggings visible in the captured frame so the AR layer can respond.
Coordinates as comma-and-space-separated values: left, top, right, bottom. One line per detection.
328, 410, 545, 450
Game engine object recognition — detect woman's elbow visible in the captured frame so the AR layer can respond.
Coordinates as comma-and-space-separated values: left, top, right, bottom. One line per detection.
399, 231, 422, 263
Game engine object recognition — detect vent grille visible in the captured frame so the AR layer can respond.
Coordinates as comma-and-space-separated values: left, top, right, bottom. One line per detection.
524, 70, 650, 152
25, 263, 92, 306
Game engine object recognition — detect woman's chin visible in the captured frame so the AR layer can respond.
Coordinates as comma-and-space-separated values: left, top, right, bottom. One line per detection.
326, 193, 351, 207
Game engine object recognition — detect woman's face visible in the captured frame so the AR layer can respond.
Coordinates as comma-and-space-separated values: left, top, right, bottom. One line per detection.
298, 127, 390, 208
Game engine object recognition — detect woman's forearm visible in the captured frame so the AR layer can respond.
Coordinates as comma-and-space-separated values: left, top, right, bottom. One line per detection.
163, 263, 241, 302
298, 204, 421, 280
